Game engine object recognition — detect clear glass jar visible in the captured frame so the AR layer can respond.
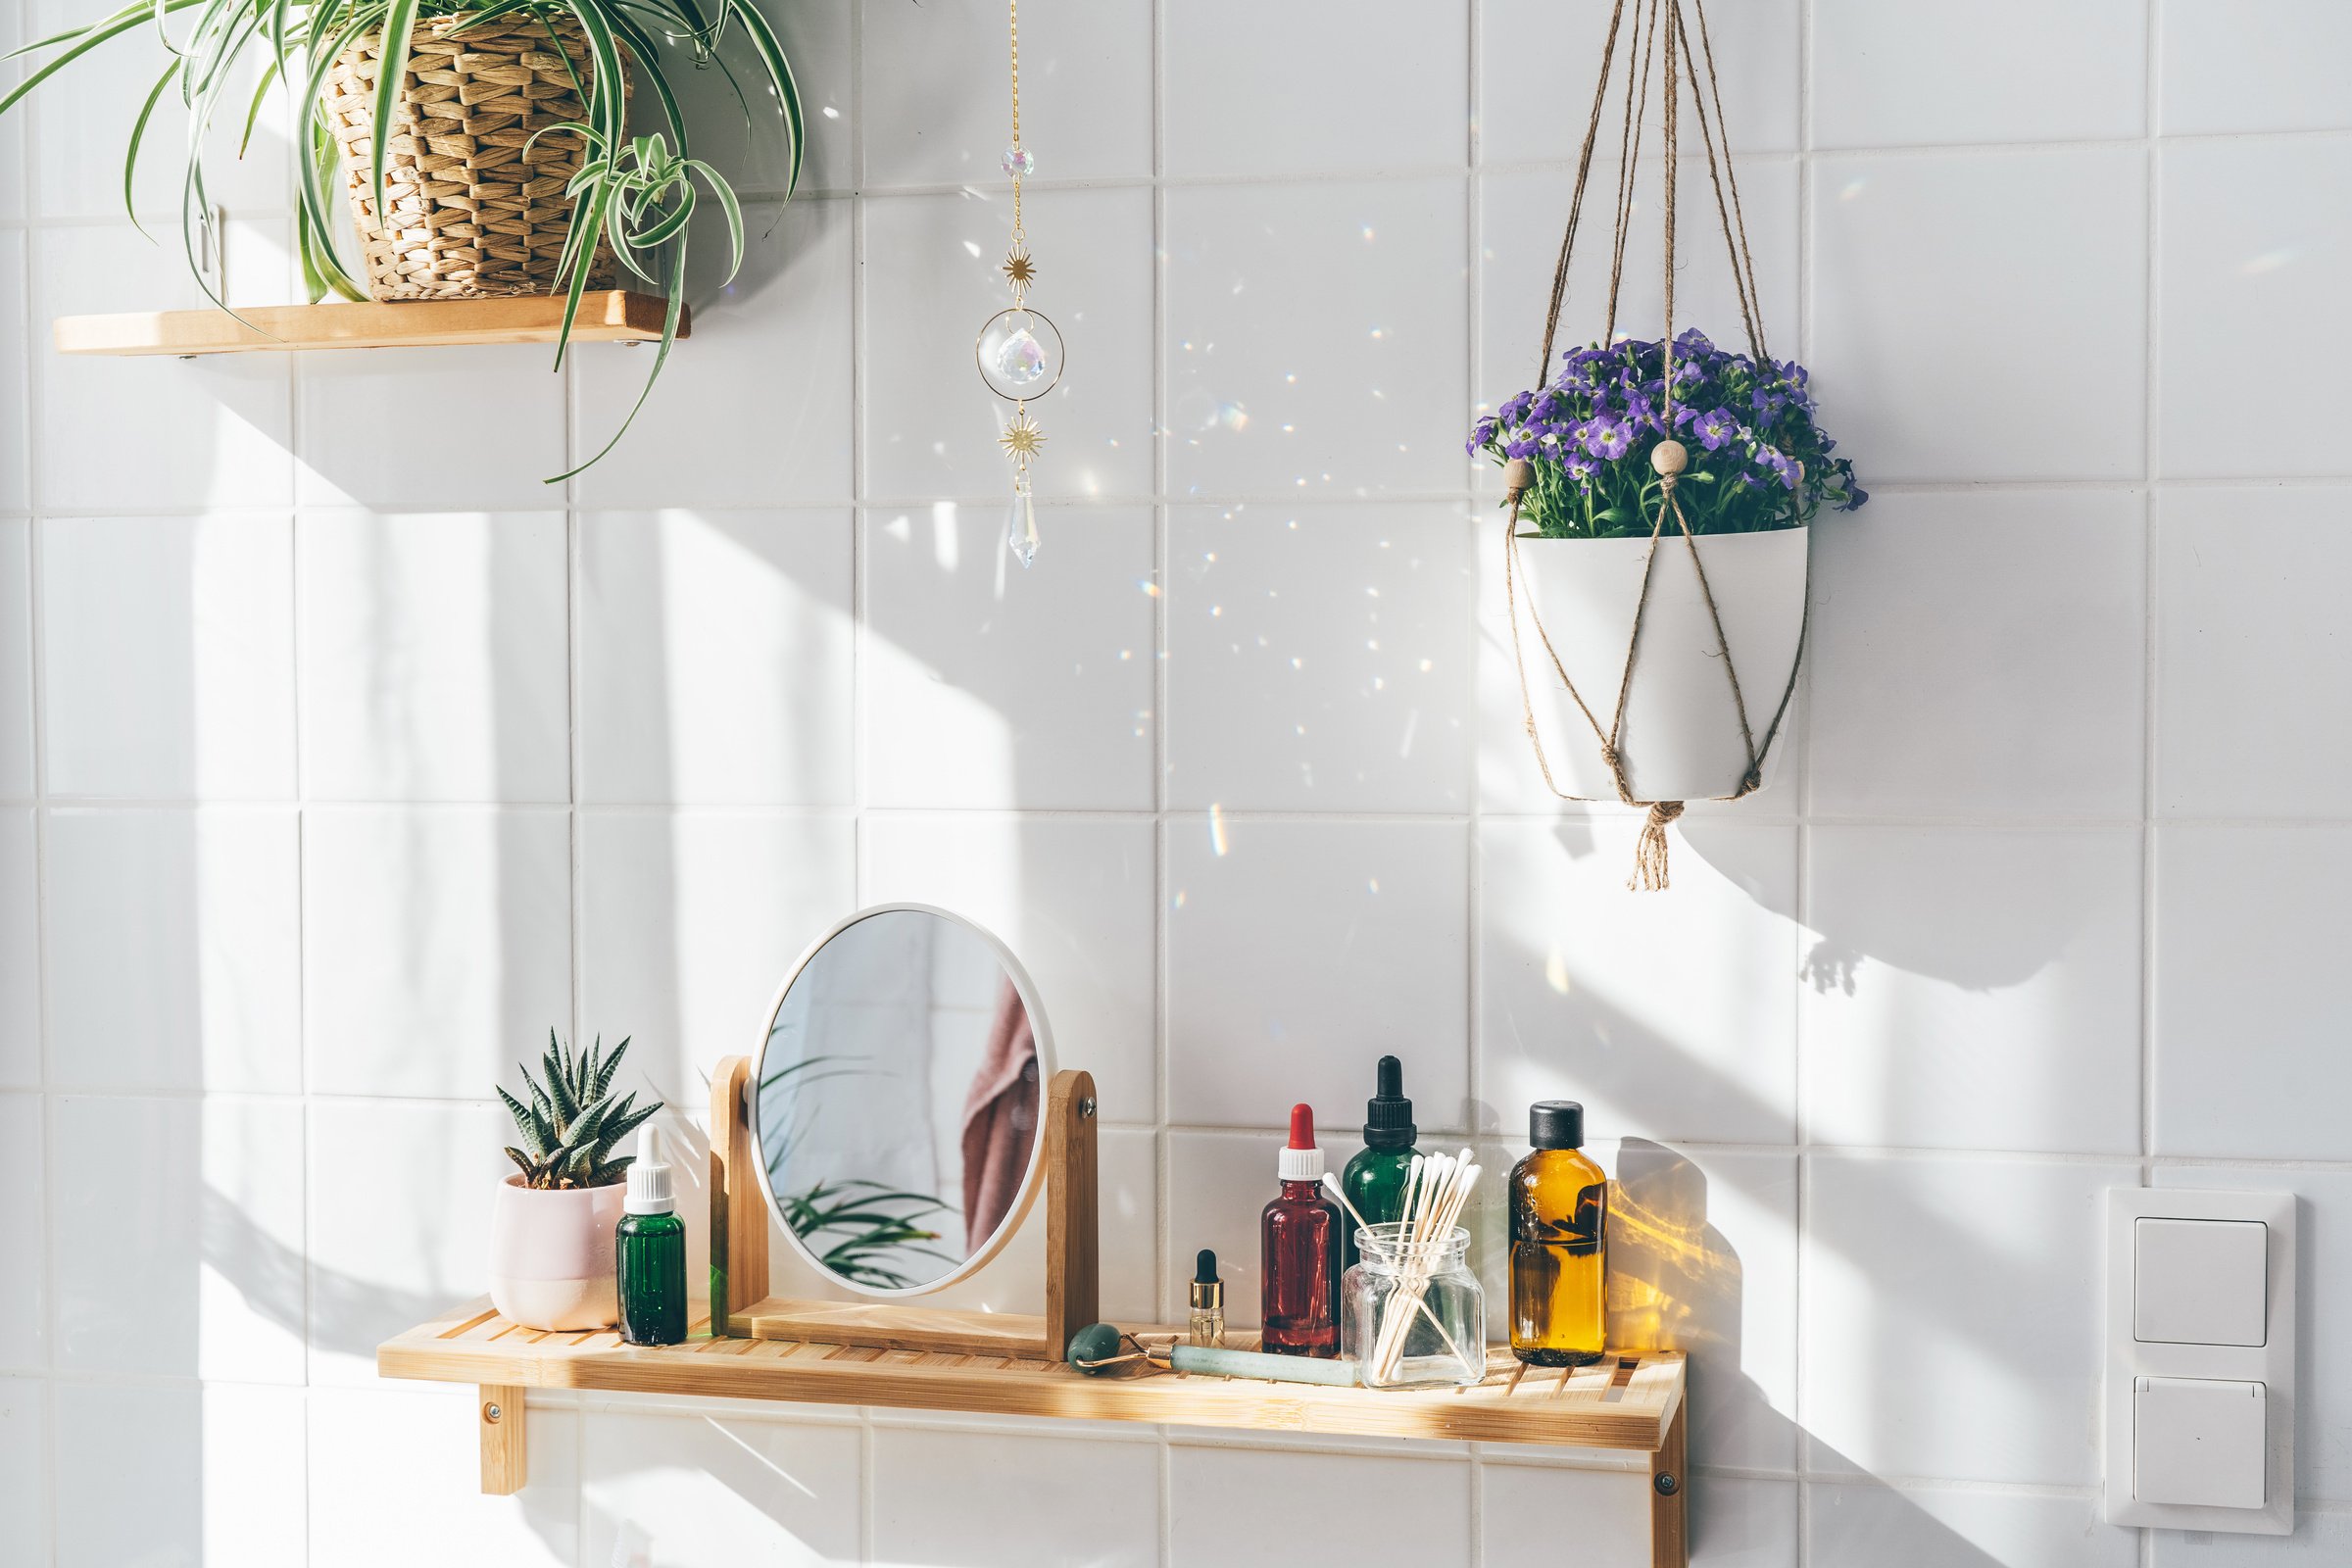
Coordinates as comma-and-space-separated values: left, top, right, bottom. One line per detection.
1342, 1222, 1486, 1390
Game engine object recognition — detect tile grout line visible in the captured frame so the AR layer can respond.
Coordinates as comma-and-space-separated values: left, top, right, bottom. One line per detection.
1462, 4, 1487, 1548
851, 4, 877, 1559
285, 319, 315, 1558
2136, 16, 2163, 1552
1150, 0, 1173, 1340
17, 45, 60, 1556
1463, 0, 1486, 1157
1794, 0, 1817, 1554
2138, 0, 2164, 1234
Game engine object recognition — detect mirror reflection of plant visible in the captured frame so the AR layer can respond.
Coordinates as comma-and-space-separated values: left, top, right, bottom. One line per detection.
755, 1052, 880, 1173
499, 1030, 662, 1190
0, 0, 804, 478
783, 1180, 956, 1292
760, 1052, 961, 1287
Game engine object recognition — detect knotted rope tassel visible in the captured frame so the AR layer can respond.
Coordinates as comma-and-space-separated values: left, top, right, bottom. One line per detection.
1632, 802, 1685, 892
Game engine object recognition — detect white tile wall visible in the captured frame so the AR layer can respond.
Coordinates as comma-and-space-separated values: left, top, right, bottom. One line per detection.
1165, 502, 1474, 811
1806, 1479, 2139, 1568
575, 508, 857, 807
0, 812, 37, 1085
1170, 1443, 1473, 1568
43, 808, 303, 1093
4, 3, 2349, 1565
2153, 824, 2352, 1163
580, 1409, 860, 1566
1809, 0, 2146, 149
298, 510, 569, 804
41, 514, 296, 800
1810, 147, 2146, 482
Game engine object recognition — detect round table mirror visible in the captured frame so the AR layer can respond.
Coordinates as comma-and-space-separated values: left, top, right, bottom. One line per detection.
752, 905, 1054, 1297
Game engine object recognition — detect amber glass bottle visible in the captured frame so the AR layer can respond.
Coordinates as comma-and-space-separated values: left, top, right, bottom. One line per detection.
1509, 1101, 1608, 1366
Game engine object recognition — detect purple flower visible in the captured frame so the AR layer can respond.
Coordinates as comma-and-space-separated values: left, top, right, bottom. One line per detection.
1468, 329, 1863, 536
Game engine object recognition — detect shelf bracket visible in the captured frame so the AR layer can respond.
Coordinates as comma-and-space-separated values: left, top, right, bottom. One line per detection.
479, 1385, 526, 1495
1649, 1396, 1687, 1568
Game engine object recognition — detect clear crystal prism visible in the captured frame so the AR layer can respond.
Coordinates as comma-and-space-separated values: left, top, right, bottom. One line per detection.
1006, 477, 1040, 566
995, 324, 1048, 386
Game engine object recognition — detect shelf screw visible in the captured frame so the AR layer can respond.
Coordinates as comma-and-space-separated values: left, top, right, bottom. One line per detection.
1653, 1471, 1679, 1496
483, 1401, 505, 1424
1078, 1097, 1096, 1118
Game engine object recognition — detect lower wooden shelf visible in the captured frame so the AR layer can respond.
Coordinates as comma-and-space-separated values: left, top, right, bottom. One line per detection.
382, 1298, 1690, 1565
51, 289, 685, 358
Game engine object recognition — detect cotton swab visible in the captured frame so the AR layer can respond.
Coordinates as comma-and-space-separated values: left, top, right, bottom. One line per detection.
1369, 1150, 1481, 1382
1325, 1170, 1462, 1358
1320, 1171, 1374, 1235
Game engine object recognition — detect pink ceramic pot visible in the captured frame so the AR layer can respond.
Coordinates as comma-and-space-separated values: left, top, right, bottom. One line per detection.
488, 1175, 626, 1331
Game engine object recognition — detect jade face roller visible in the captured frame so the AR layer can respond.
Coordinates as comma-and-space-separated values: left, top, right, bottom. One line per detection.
1065, 1326, 1361, 1388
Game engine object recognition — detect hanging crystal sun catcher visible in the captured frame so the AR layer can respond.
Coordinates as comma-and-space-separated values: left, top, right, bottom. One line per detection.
976, 0, 1065, 565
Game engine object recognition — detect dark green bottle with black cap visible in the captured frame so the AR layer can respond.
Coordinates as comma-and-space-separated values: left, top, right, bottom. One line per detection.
1338, 1055, 1420, 1271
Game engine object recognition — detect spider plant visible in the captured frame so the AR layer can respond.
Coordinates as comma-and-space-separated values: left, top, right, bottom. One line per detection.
0, 0, 804, 478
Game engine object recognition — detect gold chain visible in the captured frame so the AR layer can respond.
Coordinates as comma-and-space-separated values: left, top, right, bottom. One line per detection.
1008, 0, 1023, 236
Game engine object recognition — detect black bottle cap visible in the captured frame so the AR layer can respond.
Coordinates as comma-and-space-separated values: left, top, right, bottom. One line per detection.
1190, 1249, 1223, 1312
1363, 1055, 1417, 1150
1529, 1100, 1585, 1150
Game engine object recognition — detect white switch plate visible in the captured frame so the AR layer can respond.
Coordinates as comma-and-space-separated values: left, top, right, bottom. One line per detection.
2136, 1217, 2268, 1346
2106, 1188, 2295, 1534
2135, 1376, 2268, 1509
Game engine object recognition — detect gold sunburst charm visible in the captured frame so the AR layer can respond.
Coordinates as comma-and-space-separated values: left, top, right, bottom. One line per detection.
1002, 244, 1038, 299
998, 408, 1048, 462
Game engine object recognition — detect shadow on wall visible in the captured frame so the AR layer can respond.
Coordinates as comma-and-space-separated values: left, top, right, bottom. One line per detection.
1480, 896, 2107, 1563
1602, 1140, 2014, 1567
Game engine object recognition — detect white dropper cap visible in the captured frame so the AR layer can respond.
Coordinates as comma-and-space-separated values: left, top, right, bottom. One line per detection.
625, 1125, 674, 1215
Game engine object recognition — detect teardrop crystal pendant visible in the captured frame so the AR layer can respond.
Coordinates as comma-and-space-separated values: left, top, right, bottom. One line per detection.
1006, 475, 1040, 567
994, 320, 1048, 386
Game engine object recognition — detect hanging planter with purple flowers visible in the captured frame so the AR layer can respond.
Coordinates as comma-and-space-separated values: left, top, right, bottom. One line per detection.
1476, 0, 1867, 889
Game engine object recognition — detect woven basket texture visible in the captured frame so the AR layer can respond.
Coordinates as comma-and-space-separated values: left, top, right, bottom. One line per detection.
322, 14, 630, 301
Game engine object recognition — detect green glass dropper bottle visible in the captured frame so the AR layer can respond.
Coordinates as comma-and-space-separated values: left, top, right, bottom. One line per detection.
616, 1126, 687, 1347
1338, 1055, 1419, 1271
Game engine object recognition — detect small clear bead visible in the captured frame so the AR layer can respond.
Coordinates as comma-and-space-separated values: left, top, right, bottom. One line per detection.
1001, 144, 1036, 177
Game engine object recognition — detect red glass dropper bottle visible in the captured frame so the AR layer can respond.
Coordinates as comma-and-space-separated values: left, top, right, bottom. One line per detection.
1260, 1102, 1342, 1357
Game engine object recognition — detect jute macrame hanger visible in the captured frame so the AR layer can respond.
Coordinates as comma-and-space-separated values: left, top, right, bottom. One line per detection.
1500, 0, 1806, 890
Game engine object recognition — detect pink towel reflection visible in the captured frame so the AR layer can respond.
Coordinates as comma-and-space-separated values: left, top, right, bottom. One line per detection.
960, 977, 1040, 1252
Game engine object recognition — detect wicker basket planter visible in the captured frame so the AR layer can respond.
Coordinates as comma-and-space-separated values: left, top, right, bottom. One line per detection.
321, 15, 630, 301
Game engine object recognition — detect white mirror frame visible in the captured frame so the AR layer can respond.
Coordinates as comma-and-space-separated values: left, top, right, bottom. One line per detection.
749, 902, 1057, 1299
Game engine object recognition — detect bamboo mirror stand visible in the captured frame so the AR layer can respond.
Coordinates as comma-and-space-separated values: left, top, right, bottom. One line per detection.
709, 1053, 1100, 1358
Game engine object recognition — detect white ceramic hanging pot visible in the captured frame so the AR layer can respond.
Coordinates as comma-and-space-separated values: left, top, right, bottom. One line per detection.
488, 1176, 626, 1331
1511, 525, 1809, 804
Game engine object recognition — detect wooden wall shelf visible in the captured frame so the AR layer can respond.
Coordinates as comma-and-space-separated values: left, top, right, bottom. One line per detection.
51, 290, 685, 358
378, 1299, 1690, 1564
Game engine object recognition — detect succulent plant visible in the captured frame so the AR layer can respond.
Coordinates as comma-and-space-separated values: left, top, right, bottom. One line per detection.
499, 1030, 661, 1190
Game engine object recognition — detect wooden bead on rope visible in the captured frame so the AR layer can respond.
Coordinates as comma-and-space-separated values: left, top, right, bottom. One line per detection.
1503, 458, 1537, 498
1650, 439, 1689, 476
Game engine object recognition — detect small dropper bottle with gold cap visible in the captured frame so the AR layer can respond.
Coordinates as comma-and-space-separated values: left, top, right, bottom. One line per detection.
1188, 1250, 1225, 1348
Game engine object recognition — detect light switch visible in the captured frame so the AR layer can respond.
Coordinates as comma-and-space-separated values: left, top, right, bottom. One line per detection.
2135, 1217, 2267, 1347
2107, 1188, 2293, 1535
2135, 1377, 2267, 1509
